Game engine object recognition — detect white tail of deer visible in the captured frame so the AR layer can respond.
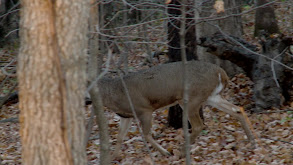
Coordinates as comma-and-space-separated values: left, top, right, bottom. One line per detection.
98, 61, 255, 158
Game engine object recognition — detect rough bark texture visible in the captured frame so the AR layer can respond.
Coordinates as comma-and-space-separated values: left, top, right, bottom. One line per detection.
199, 33, 293, 111
253, 36, 292, 111
254, 0, 280, 37
18, 0, 89, 164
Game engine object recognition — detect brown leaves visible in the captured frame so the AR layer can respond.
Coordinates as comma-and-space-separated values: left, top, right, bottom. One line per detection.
1, 73, 292, 164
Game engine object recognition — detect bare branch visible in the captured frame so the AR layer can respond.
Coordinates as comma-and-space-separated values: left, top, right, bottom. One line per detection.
179, 0, 191, 164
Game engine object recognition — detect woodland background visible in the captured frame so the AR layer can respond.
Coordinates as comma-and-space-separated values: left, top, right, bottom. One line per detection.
0, 0, 292, 164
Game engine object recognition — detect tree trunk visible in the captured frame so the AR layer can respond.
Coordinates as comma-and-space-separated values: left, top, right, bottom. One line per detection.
18, 0, 89, 164
254, 0, 279, 37
197, 0, 244, 77
252, 36, 291, 111
166, 0, 244, 128
166, 0, 198, 129
167, 0, 197, 62
88, 1, 111, 164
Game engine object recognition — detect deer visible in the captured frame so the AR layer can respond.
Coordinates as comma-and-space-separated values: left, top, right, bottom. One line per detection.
97, 61, 255, 158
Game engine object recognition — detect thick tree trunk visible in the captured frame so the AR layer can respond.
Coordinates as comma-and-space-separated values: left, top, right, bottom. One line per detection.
254, 0, 279, 37
253, 36, 292, 111
167, 0, 197, 62
18, 0, 89, 164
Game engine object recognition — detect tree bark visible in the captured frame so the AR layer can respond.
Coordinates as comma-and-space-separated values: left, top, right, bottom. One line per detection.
252, 36, 292, 111
254, 0, 279, 37
18, 0, 89, 164
167, 0, 197, 62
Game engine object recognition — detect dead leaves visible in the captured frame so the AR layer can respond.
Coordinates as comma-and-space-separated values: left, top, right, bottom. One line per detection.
1, 73, 292, 164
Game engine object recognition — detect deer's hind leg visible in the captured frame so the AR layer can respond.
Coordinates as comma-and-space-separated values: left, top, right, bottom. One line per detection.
178, 100, 204, 157
179, 101, 204, 144
138, 111, 171, 156
112, 117, 133, 159
188, 104, 204, 144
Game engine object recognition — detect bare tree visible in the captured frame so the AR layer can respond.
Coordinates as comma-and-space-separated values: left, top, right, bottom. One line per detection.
18, 0, 89, 164
87, 0, 111, 164
179, 1, 191, 164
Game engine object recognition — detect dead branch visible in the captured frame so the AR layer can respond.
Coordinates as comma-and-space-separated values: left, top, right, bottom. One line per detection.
0, 117, 18, 123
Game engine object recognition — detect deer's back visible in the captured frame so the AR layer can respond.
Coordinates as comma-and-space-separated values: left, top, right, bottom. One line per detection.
124, 61, 228, 109
98, 61, 228, 116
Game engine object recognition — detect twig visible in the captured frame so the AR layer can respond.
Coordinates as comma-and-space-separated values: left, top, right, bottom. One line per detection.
271, 47, 288, 88
0, 83, 18, 108
4, 29, 19, 38
0, 76, 9, 88
1, 59, 16, 77
255, 109, 293, 114
261, 136, 293, 145
0, 117, 18, 123
179, 0, 191, 164
86, 49, 112, 94
0, 2, 20, 20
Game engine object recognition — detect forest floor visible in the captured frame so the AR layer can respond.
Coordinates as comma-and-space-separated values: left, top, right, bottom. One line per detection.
0, 1, 292, 165
1, 79, 293, 164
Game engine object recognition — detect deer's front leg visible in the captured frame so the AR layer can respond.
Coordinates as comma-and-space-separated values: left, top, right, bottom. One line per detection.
138, 111, 171, 156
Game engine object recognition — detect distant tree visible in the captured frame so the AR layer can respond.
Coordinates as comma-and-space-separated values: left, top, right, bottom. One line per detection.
254, 0, 279, 37
167, 0, 198, 129
167, 0, 244, 129
18, 0, 89, 164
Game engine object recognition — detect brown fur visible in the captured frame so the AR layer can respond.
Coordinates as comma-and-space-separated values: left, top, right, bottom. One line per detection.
97, 61, 255, 157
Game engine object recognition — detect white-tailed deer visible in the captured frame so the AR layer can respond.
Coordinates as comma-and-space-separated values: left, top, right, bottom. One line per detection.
98, 61, 255, 157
